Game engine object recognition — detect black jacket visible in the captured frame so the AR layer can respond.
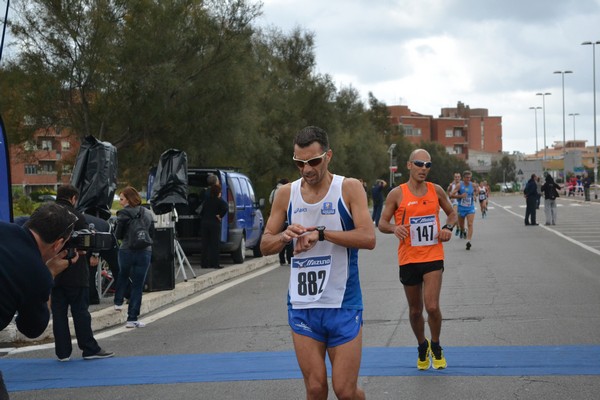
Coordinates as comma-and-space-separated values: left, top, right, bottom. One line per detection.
200, 195, 228, 225
53, 198, 89, 287
541, 178, 561, 200
115, 206, 155, 251
0, 222, 54, 338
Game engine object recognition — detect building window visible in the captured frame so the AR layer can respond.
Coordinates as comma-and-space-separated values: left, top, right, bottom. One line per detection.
40, 139, 53, 150
403, 125, 422, 137
454, 145, 463, 154
62, 164, 72, 174
61, 141, 71, 151
24, 164, 37, 175
445, 129, 453, 138
23, 141, 36, 151
39, 161, 55, 174
453, 128, 463, 137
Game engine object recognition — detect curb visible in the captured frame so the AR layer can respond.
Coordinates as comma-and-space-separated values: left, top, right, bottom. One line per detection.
0, 255, 278, 345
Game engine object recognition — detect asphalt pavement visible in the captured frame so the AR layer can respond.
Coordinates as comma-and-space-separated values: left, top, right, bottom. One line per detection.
0, 251, 278, 345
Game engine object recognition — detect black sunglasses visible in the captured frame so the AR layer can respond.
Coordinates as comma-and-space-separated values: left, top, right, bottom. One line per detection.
292, 152, 327, 169
412, 160, 432, 168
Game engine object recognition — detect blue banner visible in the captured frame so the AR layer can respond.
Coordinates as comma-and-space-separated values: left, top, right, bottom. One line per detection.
0, 114, 12, 222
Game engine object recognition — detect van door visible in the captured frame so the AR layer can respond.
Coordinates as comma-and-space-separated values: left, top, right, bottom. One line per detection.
241, 178, 261, 245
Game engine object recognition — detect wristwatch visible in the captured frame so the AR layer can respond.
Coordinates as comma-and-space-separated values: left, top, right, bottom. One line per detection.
442, 224, 455, 232
316, 226, 326, 241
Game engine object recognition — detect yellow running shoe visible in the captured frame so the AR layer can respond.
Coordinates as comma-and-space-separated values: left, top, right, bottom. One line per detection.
417, 339, 431, 370
431, 342, 447, 369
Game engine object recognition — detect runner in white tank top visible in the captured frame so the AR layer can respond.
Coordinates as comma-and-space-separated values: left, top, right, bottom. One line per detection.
259, 126, 375, 400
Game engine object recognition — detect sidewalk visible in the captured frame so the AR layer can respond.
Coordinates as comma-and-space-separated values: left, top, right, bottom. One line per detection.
0, 253, 279, 345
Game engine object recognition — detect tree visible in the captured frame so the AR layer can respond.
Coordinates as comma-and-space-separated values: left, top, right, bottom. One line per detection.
489, 155, 516, 186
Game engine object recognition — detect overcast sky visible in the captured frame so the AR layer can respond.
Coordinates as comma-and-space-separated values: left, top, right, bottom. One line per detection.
258, 0, 600, 155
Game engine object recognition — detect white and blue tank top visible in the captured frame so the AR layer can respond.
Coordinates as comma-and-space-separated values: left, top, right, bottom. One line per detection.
287, 174, 362, 310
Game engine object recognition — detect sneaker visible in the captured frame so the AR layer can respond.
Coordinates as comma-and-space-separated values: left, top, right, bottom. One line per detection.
417, 339, 431, 370
454, 228, 460, 237
114, 304, 124, 311
466, 241, 471, 250
83, 349, 114, 360
58, 356, 70, 362
126, 321, 146, 328
430, 342, 447, 370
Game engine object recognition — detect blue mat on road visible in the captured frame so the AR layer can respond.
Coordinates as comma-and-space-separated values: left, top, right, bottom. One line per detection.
4, 345, 600, 392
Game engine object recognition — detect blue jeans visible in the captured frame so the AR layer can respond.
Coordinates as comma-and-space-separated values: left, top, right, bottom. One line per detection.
115, 249, 151, 322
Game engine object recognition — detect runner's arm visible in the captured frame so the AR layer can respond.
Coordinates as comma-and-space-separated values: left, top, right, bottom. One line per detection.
260, 184, 307, 255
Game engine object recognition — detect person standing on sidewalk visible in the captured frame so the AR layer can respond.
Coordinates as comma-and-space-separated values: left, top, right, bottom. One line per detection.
114, 186, 155, 328
199, 182, 228, 269
379, 148, 456, 371
52, 185, 114, 361
523, 174, 539, 226
260, 126, 375, 400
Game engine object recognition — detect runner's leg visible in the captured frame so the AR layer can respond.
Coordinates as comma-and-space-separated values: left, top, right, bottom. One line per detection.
328, 328, 365, 400
292, 332, 328, 400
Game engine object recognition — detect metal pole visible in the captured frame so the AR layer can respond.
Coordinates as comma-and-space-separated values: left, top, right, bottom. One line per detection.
592, 43, 598, 199
554, 71, 573, 183
537, 92, 551, 165
569, 113, 579, 141
530, 107, 541, 156
582, 41, 599, 198
592, 41, 600, 199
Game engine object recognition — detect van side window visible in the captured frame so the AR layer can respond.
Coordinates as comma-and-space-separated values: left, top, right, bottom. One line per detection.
230, 177, 243, 209
244, 179, 256, 203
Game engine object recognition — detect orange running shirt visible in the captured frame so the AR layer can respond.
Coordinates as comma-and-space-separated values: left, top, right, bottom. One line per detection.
394, 182, 445, 266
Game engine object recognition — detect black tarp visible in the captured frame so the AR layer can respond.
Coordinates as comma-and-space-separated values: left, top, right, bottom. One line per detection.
149, 149, 188, 215
70, 135, 118, 220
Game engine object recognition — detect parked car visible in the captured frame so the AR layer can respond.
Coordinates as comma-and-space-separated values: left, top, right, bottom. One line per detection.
175, 168, 265, 263
38, 194, 57, 202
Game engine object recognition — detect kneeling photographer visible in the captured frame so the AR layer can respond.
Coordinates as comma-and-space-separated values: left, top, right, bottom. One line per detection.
52, 185, 114, 361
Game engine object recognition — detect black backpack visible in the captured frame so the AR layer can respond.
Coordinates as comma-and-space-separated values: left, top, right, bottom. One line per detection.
127, 207, 153, 249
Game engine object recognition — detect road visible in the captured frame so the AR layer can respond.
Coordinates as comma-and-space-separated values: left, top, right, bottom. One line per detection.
4, 194, 600, 399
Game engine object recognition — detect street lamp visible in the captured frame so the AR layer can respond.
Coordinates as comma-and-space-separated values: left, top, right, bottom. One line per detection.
529, 106, 542, 156
554, 70, 573, 184
388, 143, 397, 186
536, 92, 551, 163
568, 113, 579, 141
582, 41, 600, 199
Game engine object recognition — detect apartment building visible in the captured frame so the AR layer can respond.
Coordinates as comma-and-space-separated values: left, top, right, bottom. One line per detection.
388, 101, 503, 172
9, 129, 80, 196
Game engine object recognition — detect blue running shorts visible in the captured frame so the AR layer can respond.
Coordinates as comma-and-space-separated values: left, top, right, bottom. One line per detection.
288, 308, 363, 348
457, 206, 475, 218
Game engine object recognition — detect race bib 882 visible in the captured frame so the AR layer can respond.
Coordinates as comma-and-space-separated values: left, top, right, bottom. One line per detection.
290, 255, 332, 304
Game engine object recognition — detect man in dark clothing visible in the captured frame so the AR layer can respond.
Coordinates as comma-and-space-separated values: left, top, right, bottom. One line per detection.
371, 179, 387, 227
1, 203, 78, 399
523, 174, 539, 226
583, 173, 592, 201
200, 183, 228, 269
52, 185, 114, 361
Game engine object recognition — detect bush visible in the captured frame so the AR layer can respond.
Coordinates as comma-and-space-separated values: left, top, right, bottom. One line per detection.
16, 196, 35, 215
